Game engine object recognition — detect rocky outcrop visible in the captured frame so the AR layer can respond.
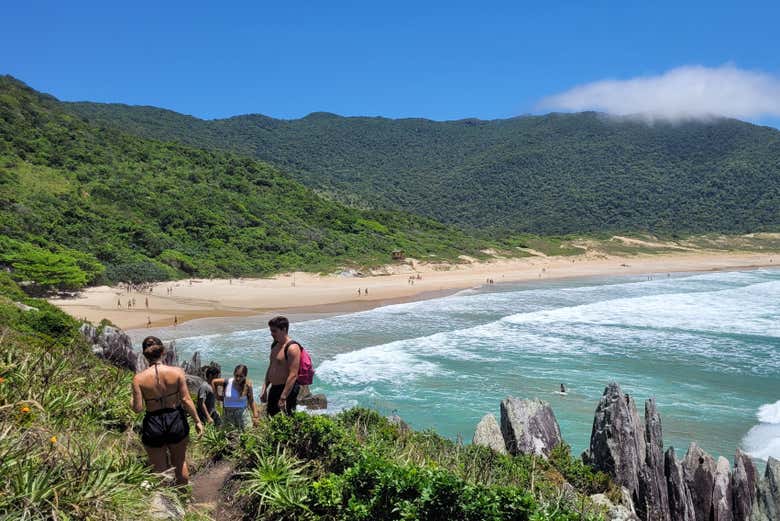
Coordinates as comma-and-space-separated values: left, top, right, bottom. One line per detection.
473, 414, 507, 454
638, 398, 670, 521
732, 449, 756, 521
149, 492, 185, 519
712, 456, 733, 521
682, 443, 717, 521
298, 393, 328, 410
500, 397, 562, 458
586, 383, 645, 503
754, 457, 780, 521
591, 490, 641, 521
665, 447, 695, 521
181, 351, 201, 376
80, 323, 139, 371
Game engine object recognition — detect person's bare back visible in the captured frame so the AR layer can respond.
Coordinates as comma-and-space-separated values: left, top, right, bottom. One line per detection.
133, 364, 186, 411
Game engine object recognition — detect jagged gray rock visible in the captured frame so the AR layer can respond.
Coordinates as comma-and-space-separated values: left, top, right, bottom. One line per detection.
591, 490, 641, 521
637, 398, 670, 521
473, 414, 507, 454
665, 447, 695, 521
683, 443, 717, 521
80, 323, 139, 371
387, 414, 410, 432
149, 492, 185, 519
712, 456, 733, 521
298, 393, 328, 410
753, 457, 780, 521
500, 397, 562, 458
587, 383, 645, 505
181, 351, 201, 376
733, 449, 756, 521
185, 374, 204, 394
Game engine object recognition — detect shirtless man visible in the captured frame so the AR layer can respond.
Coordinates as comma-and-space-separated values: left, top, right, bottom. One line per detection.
260, 316, 301, 416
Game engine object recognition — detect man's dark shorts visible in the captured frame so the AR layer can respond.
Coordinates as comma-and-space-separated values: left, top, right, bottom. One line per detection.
267, 383, 300, 416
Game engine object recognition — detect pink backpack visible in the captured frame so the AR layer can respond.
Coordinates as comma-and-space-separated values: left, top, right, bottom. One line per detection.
284, 340, 315, 385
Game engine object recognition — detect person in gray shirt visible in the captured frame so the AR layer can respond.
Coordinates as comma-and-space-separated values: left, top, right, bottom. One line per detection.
197, 366, 221, 426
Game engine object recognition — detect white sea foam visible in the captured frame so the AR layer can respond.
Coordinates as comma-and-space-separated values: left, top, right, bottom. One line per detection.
316, 343, 441, 386
758, 400, 780, 424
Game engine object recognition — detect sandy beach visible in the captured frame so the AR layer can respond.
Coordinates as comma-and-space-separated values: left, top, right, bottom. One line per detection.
49, 249, 779, 330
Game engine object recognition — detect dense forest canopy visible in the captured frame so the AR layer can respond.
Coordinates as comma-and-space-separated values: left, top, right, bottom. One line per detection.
67, 99, 780, 235
0, 76, 513, 289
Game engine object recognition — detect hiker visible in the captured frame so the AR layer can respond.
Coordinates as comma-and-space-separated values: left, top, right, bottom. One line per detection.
130, 336, 203, 485
211, 365, 258, 430
260, 316, 303, 416
197, 366, 222, 426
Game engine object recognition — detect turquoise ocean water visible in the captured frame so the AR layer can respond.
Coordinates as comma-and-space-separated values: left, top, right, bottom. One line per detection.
138, 269, 780, 461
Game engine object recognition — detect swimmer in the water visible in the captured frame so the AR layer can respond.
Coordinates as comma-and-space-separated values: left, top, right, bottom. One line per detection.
560, 383, 567, 394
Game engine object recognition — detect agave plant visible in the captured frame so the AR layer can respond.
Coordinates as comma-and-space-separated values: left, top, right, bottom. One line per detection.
239, 447, 311, 520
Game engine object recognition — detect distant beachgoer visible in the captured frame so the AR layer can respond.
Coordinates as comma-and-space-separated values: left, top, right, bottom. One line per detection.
560, 383, 567, 393
118, 299, 121, 308
173, 316, 178, 327
364, 288, 368, 295
198, 366, 222, 426
130, 336, 203, 485
145, 297, 149, 309
213, 365, 258, 430
357, 288, 361, 296
261, 316, 302, 417
132, 297, 136, 306
146, 316, 152, 328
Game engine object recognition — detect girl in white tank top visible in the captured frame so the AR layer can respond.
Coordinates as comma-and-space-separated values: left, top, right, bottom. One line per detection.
212, 365, 258, 430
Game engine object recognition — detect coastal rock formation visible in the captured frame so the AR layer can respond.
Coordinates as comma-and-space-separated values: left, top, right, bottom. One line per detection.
473, 414, 507, 454
665, 447, 695, 521
80, 323, 139, 371
586, 383, 645, 503
712, 456, 733, 521
591, 490, 641, 521
754, 457, 780, 521
732, 449, 756, 521
637, 398, 670, 521
181, 351, 201, 376
500, 397, 562, 458
298, 393, 328, 410
682, 443, 717, 521
149, 492, 185, 519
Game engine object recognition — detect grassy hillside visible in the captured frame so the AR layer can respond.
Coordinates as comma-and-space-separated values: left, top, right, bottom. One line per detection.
0, 76, 520, 290
67, 101, 780, 235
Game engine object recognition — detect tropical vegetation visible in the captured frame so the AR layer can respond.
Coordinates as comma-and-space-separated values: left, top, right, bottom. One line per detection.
67, 100, 780, 235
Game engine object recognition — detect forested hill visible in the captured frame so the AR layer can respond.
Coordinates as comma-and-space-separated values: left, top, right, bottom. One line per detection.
66, 100, 780, 235
0, 76, 509, 288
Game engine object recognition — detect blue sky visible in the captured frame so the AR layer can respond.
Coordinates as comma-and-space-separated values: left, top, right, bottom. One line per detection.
3, 1, 780, 126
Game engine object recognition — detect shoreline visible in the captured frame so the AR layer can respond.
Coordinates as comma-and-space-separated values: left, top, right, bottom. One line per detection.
49, 250, 779, 330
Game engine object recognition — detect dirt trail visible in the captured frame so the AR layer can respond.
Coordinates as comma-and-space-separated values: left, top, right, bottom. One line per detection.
189, 460, 235, 516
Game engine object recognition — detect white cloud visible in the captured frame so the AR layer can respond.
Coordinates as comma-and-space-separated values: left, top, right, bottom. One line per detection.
539, 65, 780, 122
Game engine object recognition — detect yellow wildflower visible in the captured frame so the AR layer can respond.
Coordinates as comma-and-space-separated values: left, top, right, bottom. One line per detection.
0, 377, 5, 384
20, 406, 30, 414
50, 436, 57, 444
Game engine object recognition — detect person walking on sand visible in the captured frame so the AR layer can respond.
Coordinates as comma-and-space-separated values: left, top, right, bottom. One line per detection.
260, 316, 302, 416
130, 336, 204, 486
211, 365, 258, 430
197, 366, 222, 426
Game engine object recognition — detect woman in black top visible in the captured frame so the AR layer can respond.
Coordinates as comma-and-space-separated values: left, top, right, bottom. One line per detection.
131, 336, 203, 485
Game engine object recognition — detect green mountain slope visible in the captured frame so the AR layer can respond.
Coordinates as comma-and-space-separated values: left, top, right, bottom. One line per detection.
67, 100, 780, 235
0, 76, 511, 288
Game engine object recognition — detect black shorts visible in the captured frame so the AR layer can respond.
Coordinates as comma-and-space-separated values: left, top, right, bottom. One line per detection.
267, 384, 299, 417
142, 407, 189, 448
